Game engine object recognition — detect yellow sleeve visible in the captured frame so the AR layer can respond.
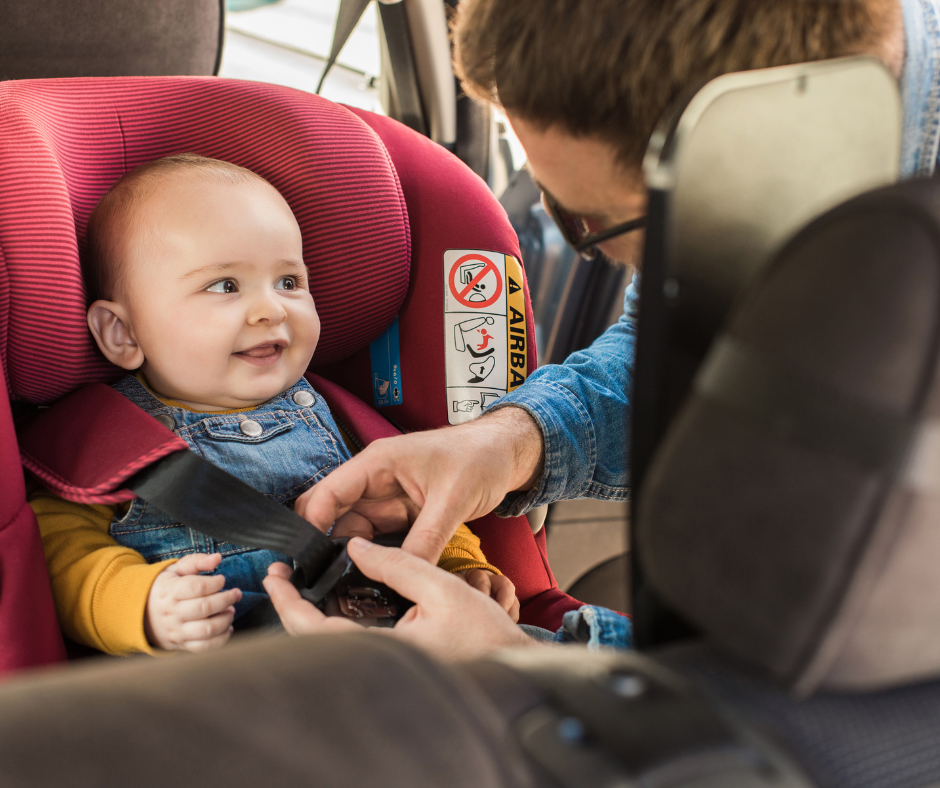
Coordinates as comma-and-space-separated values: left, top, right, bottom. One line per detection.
437, 524, 501, 575
29, 490, 177, 656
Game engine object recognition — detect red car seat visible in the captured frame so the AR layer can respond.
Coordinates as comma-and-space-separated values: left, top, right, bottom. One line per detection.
0, 76, 586, 673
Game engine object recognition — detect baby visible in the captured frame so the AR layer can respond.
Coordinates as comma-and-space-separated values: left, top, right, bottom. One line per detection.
31, 154, 516, 655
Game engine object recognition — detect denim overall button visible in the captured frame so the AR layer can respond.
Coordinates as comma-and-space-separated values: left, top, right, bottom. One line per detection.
292, 390, 315, 407
155, 414, 176, 431
239, 419, 264, 437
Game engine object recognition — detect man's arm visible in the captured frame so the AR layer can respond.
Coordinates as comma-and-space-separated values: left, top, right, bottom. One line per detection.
296, 276, 637, 562
490, 274, 638, 516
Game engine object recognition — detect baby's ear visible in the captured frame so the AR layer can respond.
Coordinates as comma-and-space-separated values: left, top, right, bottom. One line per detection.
87, 300, 145, 370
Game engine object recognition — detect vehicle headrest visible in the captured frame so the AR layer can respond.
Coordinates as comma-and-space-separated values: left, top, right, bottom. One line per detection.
638, 178, 940, 696
0, 77, 410, 404
0, 0, 222, 80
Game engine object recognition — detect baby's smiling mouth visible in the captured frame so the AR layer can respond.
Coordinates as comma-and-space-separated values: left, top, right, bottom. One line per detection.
233, 340, 287, 367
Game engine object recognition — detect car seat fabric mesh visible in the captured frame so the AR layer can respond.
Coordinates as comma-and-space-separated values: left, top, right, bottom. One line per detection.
638, 180, 940, 694
0, 78, 582, 669
662, 643, 940, 788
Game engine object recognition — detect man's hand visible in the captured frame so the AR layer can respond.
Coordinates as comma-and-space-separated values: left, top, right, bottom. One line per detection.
145, 553, 242, 653
263, 539, 539, 662
294, 407, 545, 563
458, 569, 520, 623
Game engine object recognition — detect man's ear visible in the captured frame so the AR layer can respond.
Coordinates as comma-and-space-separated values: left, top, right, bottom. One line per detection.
87, 300, 145, 370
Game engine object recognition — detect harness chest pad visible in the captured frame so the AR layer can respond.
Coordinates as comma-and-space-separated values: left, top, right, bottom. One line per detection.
638, 180, 940, 694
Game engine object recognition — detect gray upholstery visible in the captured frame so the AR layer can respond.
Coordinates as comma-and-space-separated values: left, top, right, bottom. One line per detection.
0, 632, 535, 788
0, 0, 224, 80
661, 643, 940, 788
638, 180, 940, 695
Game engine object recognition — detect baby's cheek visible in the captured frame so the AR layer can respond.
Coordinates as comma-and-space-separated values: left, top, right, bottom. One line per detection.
293, 305, 321, 358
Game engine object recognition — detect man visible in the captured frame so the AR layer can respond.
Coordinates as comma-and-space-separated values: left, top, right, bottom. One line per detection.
265, 0, 937, 658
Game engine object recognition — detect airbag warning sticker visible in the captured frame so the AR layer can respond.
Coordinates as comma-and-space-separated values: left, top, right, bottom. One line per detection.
444, 250, 528, 424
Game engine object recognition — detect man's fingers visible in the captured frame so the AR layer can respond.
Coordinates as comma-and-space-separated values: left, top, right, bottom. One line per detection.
262, 569, 361, 637
267, 561, 294, 580
172, 552, 223, 576
331, 510, 376, 540
296, 460, 370, 532
494, 582, 517, 615
401, 495, 461, 563
464, 569, 493, 597
347, 538, 463, 607
180, 607, 235, 642
171, 572, 226, 601
175, 588, 241, 622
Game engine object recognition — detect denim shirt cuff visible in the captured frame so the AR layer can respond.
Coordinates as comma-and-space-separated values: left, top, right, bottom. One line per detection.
554, 605, 633, 650
487, 382, 596, 517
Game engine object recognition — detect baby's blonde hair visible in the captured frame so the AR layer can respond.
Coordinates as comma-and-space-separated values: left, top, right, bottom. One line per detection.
84, 153, 271, 301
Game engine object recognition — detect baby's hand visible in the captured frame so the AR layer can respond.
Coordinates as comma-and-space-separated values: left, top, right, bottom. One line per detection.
145, 553, 242, 653
459, 569, 520, 623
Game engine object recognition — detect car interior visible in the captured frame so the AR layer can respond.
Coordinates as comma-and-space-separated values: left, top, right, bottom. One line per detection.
1, 2, 940, 786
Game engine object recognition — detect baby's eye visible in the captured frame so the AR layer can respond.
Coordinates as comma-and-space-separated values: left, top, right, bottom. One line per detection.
275, 276, 298, 291
206, 279, 238, 294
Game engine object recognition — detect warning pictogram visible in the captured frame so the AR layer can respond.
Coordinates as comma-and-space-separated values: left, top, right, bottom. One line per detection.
443, 250, 529, 425
448, 253, 503, 309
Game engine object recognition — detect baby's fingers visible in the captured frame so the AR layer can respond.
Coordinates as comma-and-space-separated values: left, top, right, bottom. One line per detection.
173, 552, 223, 576
175, 587, 242, 622
172, 572, 227, 601
180, 607, 236, 647
182, 629, 234, 654
463, 568, 493, 597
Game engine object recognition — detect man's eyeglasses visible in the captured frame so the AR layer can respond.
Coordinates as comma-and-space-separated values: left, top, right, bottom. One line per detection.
542, 189, 647, 261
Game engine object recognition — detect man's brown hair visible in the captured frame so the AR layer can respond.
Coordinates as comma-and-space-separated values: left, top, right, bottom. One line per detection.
84, 153, 268, 302
453, 0, 899, 167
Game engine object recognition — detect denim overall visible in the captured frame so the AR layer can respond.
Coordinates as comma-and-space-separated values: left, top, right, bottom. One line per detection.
109, 375, 353, 619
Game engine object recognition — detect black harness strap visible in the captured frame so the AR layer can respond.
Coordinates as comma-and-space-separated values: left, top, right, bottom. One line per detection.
129, 450, 340, 594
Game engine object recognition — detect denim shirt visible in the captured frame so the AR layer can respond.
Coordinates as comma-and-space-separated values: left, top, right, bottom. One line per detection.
495, 3, 940, 649
109, 375, 352, 619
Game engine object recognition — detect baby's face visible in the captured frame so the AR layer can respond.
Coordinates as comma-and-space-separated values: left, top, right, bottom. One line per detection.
117, 175, 318, 410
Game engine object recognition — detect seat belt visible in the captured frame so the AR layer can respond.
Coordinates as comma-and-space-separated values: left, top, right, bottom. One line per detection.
315, 0, 371, 94
129, 448, 412, 616
128, 450, 338, 589
317, 0, 428, 136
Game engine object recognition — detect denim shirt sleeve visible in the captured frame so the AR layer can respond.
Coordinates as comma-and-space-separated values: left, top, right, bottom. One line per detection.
488, 274, 639, 516
554, 605, 634, 650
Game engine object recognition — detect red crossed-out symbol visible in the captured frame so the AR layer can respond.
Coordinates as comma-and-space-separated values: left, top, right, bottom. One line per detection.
448, 253, 503, 309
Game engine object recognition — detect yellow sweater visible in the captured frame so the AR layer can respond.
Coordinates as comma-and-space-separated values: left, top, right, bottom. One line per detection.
30, 377, 498, 656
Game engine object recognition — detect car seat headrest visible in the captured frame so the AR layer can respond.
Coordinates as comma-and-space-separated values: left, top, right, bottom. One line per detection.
638, 179, 940, 696
0, 77, 410, 404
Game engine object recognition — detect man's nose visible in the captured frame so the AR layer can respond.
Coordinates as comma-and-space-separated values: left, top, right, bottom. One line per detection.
247, 288, 287, 325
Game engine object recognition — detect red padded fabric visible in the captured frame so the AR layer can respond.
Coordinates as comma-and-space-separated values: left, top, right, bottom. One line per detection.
0, 375, 66, 672
19, 384, 187, 504
307, 373, 399, 445
0, 77, 410, 403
